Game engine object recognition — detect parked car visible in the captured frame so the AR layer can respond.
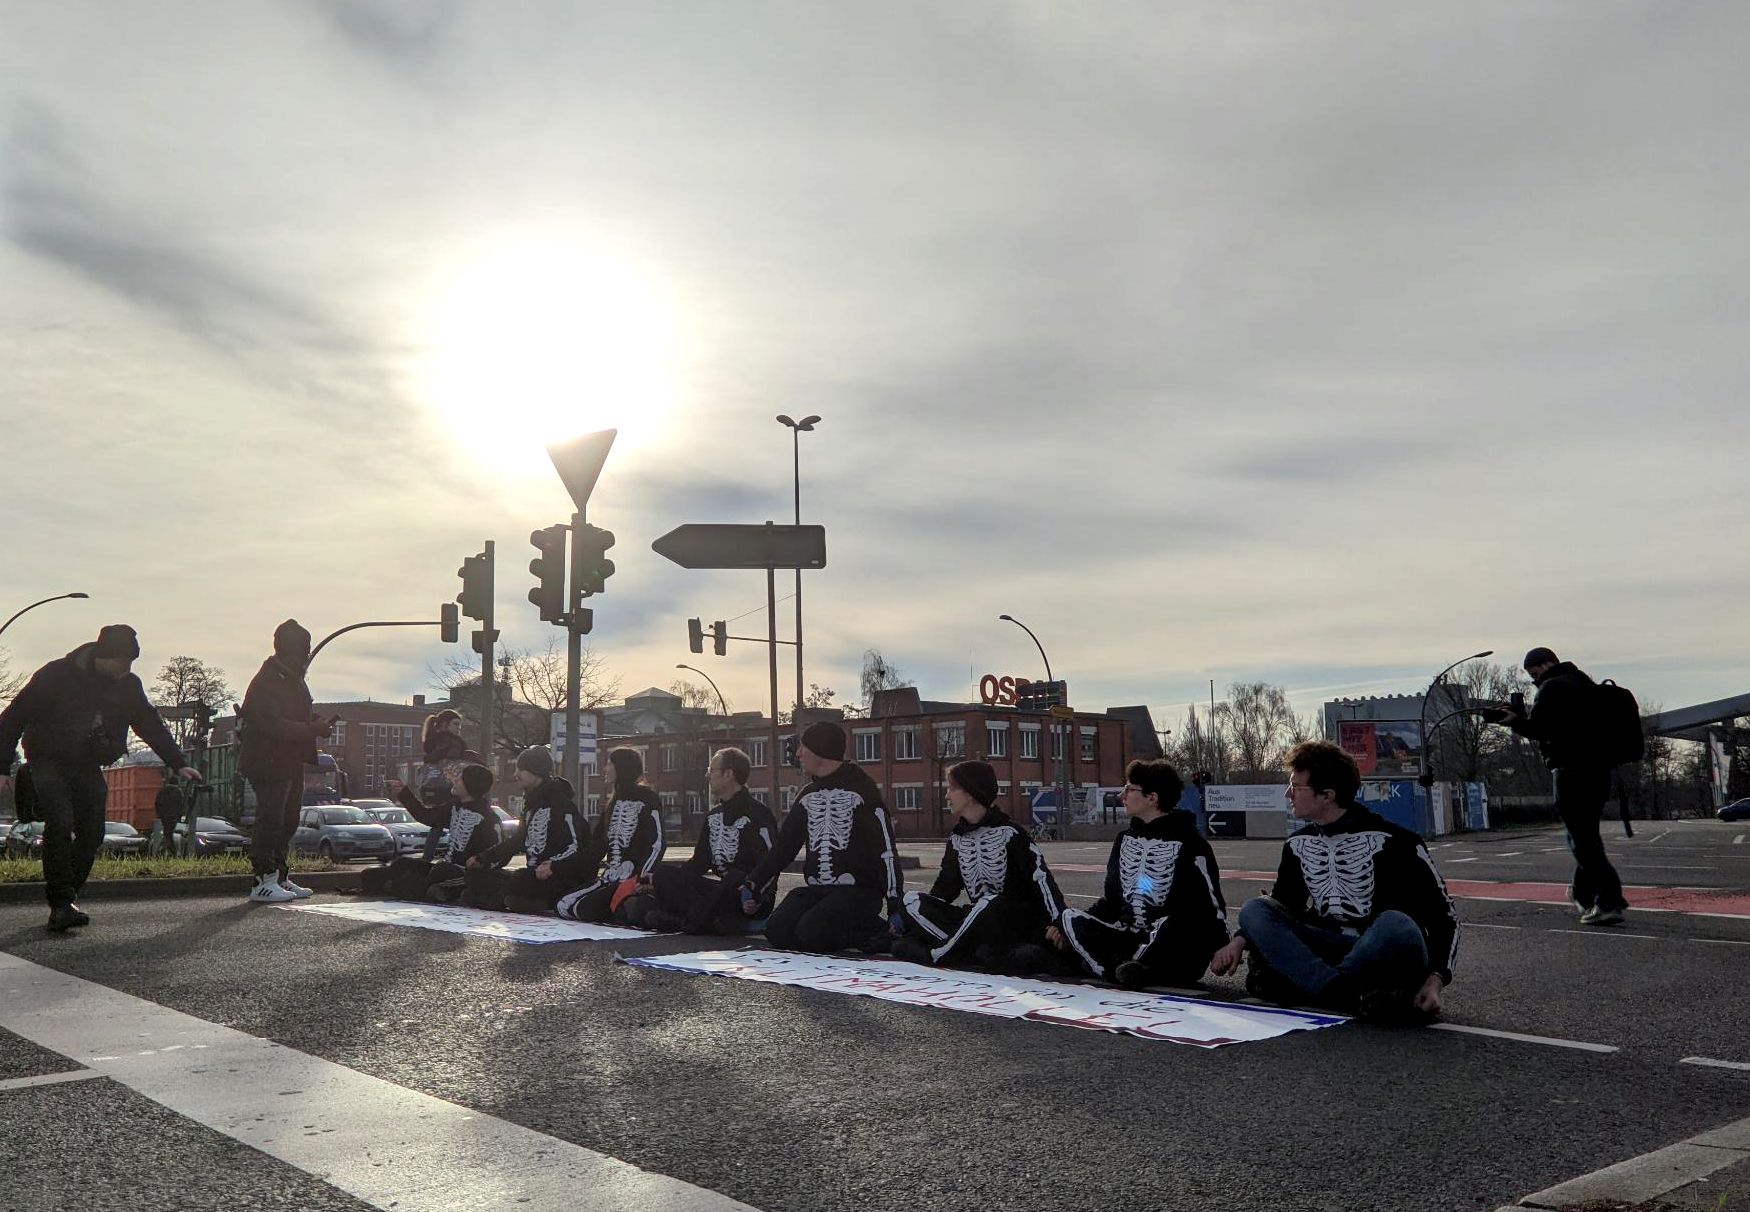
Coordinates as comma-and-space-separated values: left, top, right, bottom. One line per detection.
1718, 798, 1750, 822
172, 816, 252, 856
6, 820, 44, 859
100, 820, 149, 857
291, 804, 396, 863
358, 805, 430, 856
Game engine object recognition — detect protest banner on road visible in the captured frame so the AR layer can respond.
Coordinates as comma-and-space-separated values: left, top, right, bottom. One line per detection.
283, 899, 660, 944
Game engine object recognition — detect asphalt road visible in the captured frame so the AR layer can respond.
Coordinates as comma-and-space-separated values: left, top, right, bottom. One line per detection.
2, 818, 1747, 1212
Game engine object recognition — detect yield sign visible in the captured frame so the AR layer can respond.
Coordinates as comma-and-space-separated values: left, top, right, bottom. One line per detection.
545, 428, 617, 511
651, 523, 827, 570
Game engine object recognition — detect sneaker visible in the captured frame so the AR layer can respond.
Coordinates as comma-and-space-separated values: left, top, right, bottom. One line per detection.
1580, 906, 1625, 926
1113, 961, 1151, 990
66, 904, 91, 928
890, 936, 934, 965
1355, 988, 1427, 1026
46, 904, 79, 932
248, 875, 297, 904
426, 883, 458, 904
278, 877, 314, 900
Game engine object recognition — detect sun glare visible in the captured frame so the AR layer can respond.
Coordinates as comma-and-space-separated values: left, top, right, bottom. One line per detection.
415, 238, 681, 467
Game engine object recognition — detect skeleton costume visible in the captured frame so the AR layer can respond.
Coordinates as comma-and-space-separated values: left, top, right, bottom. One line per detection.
649, 786, 779, 933
1059, 808, 1228, 985
554, 785, 667, 922
365, 783, 503, 902
746, 760, 903, 953
900, 807, 1067, 965
463, 776, 584, 912
1237, 804, 1458, 1005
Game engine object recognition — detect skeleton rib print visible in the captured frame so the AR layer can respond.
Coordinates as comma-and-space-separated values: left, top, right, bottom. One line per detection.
950, 827, 1011, 899
1118, 836, 1179, 927
1287, 831, 1390, 920
708, 813, 744, 866
524, 806, 549, 857
803, 788, 860, 884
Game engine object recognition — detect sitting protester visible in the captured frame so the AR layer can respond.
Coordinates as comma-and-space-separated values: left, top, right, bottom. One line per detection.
1210, 741, 1459, 1024
642, 746, 778, 934
464, 747, 584, 914
1053, 759, 1229, 989
893, 760, 1068, 974
554, 746, 667, 923
364, 763, 502, 902
741, 722, 903, 954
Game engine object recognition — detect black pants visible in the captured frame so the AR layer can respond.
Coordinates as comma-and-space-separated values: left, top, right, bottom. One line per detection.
900, 891, 1046, 964
463, 866, 573, 913
247, 777, 302, 879
31, 763, 108, 908
1555, 766, 1627, 912
650, 864, 763, 933
1060, 908, 1218, 985
363, 858, 466, 902
554, 879, 618, 922
765, 885, 885, 953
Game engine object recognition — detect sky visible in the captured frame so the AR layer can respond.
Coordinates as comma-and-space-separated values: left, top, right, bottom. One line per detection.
3, 1, 1748, 733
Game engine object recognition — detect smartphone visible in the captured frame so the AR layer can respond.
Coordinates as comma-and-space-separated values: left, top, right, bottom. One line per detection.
1509, 692, 1526, 716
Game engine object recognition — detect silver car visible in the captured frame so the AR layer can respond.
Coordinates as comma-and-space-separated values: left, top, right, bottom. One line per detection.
290, 804, 397, 863
358, 805, 431, 856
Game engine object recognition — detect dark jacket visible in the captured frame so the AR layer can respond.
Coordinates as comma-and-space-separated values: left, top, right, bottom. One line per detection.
1086, 809, 1227, 954
238, 656, 319, 781
929, 807, 1067, 924
422, 730, 470, 765
685, 787, 779, 910
480, 776, 583, 870
570, 785, 666, 887
1268, 804, 1460, 985
1509, 661, 1600, 771
747, 761, 903, 910
0, 643, 188, 772
394, 784, 502, 866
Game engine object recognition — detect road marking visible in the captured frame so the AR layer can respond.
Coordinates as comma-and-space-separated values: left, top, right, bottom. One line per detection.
1447, 857, 1480, 863
0, 952, 755, 1212
1680, 1056, 1750, 1072
1431, 1024, 1618, 1054
1736, 834, 1745, 845
1548, 929, 1659, 940
1694, 938, 1750, 947
1466, 923, 1521, 930
1510, 1112, 1750, 1209
0, 1068, 105, 1094
1497, 851, 1524, 857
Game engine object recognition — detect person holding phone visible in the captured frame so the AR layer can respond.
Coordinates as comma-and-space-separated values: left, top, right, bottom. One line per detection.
238, 620, 332, 904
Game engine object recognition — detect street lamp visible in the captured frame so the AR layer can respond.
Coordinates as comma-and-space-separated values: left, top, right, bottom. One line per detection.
1419, 650, 1494, 787
999, 613, 1065, 837
0, 592, 90, 641
675, 663, 729, 716
997, 613, 1053, 683
776, 414, 820, 722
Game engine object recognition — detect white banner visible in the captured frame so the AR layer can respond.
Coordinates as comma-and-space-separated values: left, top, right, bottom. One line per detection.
549, 711, 600, 771
282, 900, 658, 944
625, 949, 1344, 1047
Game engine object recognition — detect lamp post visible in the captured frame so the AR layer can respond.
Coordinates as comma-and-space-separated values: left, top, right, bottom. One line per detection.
776, 414, 819, 723
999, 613, 1065, 836
1419, 650, 1493, 788
0, 592, 90, 641
675, 663, 729, 716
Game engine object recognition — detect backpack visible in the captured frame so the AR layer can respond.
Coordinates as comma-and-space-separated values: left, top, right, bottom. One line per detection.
1594, 679, 1645, 767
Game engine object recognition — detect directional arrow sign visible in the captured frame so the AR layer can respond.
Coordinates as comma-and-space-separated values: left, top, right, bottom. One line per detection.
652, 523, 827, 570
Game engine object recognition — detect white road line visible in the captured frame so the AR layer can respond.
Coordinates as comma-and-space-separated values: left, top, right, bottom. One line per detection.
0, 1068, 105, 1093
0, 952, 754, 1212
1446, 857, 1480, 863
1735, 834, 1745, 845
1548, 929, 1659, 940
1466, 923, 1522, 930
1497, 851, 1524, 857
1431, 1024, 1618, 1054
1680, 1056, 1750, 1072
1693, 938, 1750, 947
1511, 1112, 1750, 1209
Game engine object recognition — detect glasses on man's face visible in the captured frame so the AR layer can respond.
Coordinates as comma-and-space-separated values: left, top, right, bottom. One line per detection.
1122, 784, 1143, 796
1286, 781, 1315, 795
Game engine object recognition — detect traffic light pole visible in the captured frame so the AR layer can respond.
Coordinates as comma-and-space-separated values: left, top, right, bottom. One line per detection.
308, 619, 450, 665
565, 511, 585, 797
766, 551, 782, 812
479, 540, 496, 775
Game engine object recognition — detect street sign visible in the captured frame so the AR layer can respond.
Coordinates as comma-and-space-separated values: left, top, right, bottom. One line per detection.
651, 523, 826, 570
545, 429, 616, 511
549, 711, 600, 771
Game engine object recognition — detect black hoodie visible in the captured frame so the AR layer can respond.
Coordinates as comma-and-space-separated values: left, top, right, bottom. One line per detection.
1086, 809, 1228, 955
746, 761, 903, 909
1509, 660, 1602, 771
479, 776, 583, 870
928, 806, 1067, 923
394, 784, 502, 866
1268, 804, 1460, 985
685, 786, 779, 888
0, 643, 187, 772
567, 784, 666, 886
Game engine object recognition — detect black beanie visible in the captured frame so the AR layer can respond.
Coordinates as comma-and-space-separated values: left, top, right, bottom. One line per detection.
1523, 647, 1559, 671
516, 746, 554, 778
461, 763, 494, 799
274, 619, 312, 658
949, 760, 999, 808
799, 721, 846, 762
94, 624, 140, 661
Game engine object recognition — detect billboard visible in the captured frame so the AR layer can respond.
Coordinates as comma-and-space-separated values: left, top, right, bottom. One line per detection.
1337, 719, 1424, 778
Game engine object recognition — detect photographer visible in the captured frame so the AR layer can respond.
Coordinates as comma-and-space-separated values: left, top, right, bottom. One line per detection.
0, 625, 201, 931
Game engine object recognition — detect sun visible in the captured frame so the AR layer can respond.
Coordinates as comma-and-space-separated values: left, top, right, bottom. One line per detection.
413, 236, 681, 467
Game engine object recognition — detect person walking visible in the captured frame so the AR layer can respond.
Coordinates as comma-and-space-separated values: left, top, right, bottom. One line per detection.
0, 625, 202, 931
1484, 646, 1629, 926
238, 620, 333, 905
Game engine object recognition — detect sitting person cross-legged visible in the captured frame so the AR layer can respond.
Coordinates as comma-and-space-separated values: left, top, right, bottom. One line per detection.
1209, 740, 1459, 1024
365, 763, 503, 903
892, 759, 1069, 975
463, 747, 586, 914
554, 746, 667, 924
642, 746, 778, 934
1052, 758, 1229, 989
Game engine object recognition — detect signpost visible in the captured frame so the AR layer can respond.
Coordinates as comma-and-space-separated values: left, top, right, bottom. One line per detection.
653, 521, 828, 810
549, 711, 600, 776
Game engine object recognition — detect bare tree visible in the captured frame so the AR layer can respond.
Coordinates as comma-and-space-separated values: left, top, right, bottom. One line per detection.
152, 656, 233, 748
859, 649, 912, 709
782, 683, 841, 724
1228, 681, 1295, 782
1169, 702, 1234, 783
0, 648, 25, 701
429, 637, 620, 763
668, 678, 721, 713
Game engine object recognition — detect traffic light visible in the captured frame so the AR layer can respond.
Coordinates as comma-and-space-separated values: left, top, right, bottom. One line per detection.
688, 617, 704, 654
574, 523, 616, 598
472, 627, 499, 655
527, 525, 567, 622
457, 550, 493, 621
783, 735, 799, 768
712, 620, 727, 657
440, 602, 460, 643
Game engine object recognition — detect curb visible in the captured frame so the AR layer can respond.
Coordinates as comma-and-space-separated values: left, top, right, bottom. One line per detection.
1499, 1113, 1750, 1210
0, 869, 363, 904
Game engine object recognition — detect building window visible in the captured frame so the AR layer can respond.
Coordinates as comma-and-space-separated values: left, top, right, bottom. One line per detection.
894, 786, 920, 811
330, 722, 346, 748
782, 785, 797, 809
1081, 728, 1097, 764
1019, 727, 1039, 759
934, 722, 966, 759
749, 739, 767, 767
893, 728, 920, 761
750, 788, 769, 806
854, 730, 882, 763
1051, 728, 1065, 761
986, 724, 1008, 759
661, 743, 682, 771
